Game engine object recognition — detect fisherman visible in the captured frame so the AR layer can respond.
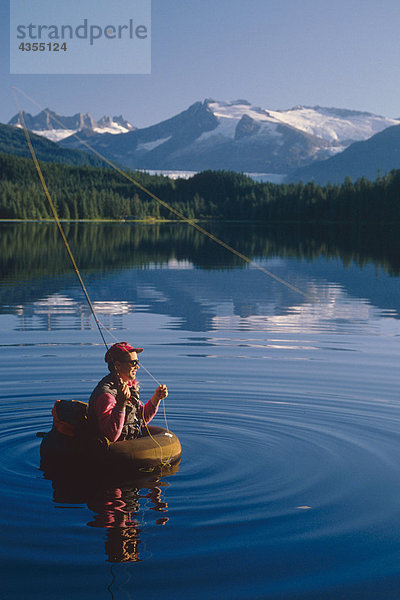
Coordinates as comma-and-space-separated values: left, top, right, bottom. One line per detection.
88, 342, 168, 442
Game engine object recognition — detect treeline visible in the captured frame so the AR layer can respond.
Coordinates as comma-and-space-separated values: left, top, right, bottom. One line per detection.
1, 151, 400, 222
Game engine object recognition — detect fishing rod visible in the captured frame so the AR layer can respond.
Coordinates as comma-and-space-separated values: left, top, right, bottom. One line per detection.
15, 106, 110, 351
12, 90, 171, 456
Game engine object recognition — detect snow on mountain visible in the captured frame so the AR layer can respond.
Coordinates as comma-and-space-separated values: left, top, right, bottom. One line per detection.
201, 100, 399, 149
154, 99, 334, 171
136, 136, 172, 152
195, 99, 281, 143
94, 114, 135, 135
162, 99, 398, 172
9, 100, 397, 153
45, 98, 400, 176
269, 105, 400, 146
31, 128, 78, 143
8, 109, 135, 141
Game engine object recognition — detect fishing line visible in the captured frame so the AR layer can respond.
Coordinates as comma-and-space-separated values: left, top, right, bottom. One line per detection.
12, 89, 170, 445
12, 92, 110, 352
11, 86, 317, 303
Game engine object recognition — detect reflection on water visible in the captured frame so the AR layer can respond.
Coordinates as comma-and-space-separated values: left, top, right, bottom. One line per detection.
46, 465, 178, 564
2, 222, 400, 334
2, 222, 400, 599
2, 220, 400, 282
88, 482, 170, 563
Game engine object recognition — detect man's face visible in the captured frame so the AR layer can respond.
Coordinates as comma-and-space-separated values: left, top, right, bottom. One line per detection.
115, 351, 139, 381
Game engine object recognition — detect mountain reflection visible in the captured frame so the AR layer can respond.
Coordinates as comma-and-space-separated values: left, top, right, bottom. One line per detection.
1, 221, 400, 327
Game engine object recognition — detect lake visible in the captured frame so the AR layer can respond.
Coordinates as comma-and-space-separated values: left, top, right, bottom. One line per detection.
1, 221, 400, 599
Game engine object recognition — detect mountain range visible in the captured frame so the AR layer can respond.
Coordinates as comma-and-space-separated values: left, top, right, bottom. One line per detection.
6, 99, 400, 183
9, 109, 135, 142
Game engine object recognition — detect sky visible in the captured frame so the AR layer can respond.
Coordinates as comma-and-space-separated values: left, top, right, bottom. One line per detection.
1, 0, 400, 128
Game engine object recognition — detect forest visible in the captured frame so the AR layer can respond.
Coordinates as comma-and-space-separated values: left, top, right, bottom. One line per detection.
1, 150, 400, 222
0, 123, 105, 168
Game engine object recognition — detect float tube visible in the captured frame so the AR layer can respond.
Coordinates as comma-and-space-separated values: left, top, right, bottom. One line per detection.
39, 400, 181, 473
105, 425, 181, 468
40, 425, 181, 473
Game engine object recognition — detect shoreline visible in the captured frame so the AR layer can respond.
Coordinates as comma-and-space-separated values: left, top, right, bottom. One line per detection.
1, 218, 399, 226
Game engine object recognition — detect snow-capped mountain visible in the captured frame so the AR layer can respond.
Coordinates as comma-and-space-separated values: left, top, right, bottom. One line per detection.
9, 100, 399, 175
8, 109, 135, 142
59, 99, 399, 174
267, 105, 398, 146
202, 100, 398, 149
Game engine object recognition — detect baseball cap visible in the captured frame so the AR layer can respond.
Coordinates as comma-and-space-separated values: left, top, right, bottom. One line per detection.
105, 341, 144, 364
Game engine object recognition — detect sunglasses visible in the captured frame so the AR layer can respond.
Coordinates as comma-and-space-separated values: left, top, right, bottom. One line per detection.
121, 359, 139, 367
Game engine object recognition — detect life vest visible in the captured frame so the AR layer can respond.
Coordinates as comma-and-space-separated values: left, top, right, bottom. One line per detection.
88, 374, 144, 441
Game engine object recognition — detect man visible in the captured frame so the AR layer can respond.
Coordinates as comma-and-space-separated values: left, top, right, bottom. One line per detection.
89, 342, 168, 442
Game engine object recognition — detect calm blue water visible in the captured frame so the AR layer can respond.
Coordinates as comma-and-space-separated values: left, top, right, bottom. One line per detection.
2, 222, 400, 599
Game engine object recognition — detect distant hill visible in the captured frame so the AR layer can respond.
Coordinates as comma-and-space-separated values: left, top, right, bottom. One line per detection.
0, 123, 106, 167
287, 123, 400, 184
16, 99, 395, 176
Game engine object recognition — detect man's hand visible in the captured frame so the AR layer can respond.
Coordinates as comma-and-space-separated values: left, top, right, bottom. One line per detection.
116, 379, 131, 407
151, 384, 168, 407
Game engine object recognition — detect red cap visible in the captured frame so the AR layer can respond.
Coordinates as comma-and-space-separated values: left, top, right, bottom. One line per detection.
105, 341, 144, 364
